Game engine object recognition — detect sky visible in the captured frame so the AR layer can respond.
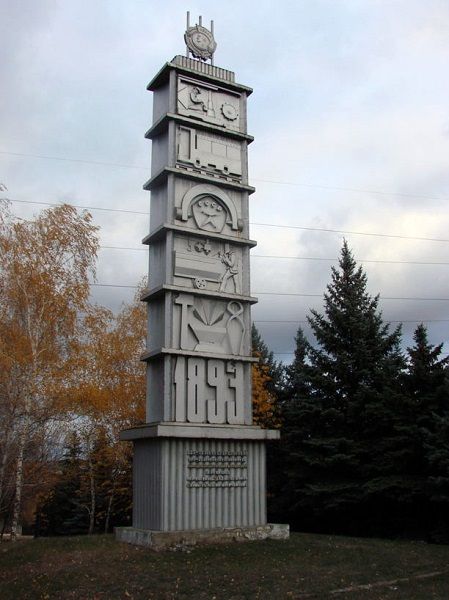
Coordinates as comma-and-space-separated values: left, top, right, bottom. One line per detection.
1, 0, 449, 362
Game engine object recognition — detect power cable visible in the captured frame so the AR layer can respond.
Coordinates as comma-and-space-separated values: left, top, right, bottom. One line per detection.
250, 222, 449, 244
255, 292, 449, 301
0, 151, 147, 170
252, 177, 445, 202
7, 198, 149, 215
272, 351, 449, 356
252, 255, 449, 266
97, 245, 449, 267
91, 283, 137, 289
1, 149, 447, 203
6, 198, 449, 245
253, 319, 449, 324
89, 282, 449, 302
101, 245, 146, 252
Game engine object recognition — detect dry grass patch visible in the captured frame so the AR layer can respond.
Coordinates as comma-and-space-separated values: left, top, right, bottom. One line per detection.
1, 532, 449, 599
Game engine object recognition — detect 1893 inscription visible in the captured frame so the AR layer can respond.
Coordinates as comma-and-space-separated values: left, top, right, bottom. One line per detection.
174, 357, 245, 424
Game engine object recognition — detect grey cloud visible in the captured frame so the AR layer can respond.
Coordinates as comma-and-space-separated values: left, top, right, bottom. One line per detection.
2, 0, 449, 362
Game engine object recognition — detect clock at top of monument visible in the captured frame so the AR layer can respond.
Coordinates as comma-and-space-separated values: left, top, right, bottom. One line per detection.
185, 24, 217, 61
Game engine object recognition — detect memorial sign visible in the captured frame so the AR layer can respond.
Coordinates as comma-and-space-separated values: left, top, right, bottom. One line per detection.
116, 13, 289, 548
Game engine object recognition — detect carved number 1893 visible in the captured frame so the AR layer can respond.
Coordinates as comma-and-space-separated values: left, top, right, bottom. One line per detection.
174, 357, 244, 424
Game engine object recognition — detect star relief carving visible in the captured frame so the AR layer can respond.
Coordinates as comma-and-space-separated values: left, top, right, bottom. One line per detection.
192, 197, 226, 232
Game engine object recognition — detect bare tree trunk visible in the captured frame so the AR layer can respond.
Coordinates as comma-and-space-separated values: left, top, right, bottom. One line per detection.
10, 423, 26, 541
0, 512, 7, 540
0, 431, 10, 514
104, 484, 115, 534
88, 453, 95, 535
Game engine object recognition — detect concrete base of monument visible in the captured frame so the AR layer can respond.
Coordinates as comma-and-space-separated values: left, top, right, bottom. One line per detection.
115, 523, 289, 550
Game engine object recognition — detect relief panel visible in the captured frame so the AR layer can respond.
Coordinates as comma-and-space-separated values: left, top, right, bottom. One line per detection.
173, 293, 248, 356
177, 126, 242, 180
173, 234, 243, 295
173, 356, 247, 424
185, 450, 247, 488
177, 76, 241, 132
174, 182, 243, 237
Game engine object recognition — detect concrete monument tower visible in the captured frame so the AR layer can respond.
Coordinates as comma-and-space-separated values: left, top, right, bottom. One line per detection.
116, 14, 288, 548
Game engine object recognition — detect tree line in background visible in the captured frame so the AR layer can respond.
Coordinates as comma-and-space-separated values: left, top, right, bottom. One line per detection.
0, 200, 145, 538
258, 242, 449, 543
1, 200, 449, 542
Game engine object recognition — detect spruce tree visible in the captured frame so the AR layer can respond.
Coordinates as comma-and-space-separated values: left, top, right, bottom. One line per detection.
282, 241, 407, 534
406, 324, 448, 403
406, 324, 449, 540
284, 327, 310, 402
251, 325, 285, 520
35, 433, 87, 536
252, 324, 285, 398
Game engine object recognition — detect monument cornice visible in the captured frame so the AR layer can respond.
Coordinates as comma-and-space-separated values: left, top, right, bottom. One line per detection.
140, 347, 258, 363
120, 422, 279, 441
147, 56, 253, 96
145, 113, 254, 143
140, 283, 258, 304
143, 166, 255, 194
142, 223, 257, 248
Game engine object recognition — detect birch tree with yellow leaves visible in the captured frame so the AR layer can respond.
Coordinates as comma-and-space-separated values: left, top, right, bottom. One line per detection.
0, 200, 99, 538
62, 288, 146, 533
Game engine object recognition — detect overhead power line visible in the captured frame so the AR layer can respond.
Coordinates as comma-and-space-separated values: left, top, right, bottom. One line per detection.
97, 245, 449, 267
89, 282, 449, 302
7, 197, 149, 215
250, 222, 449, 244
255, 292, 449, 301
6, 198, 449, 245
0, 151, 147, 171
272, 351, 449, 355
1, 149, 446, 203
252, 177, 444, 202
252, 255, 449, 266
91, 283, 137, 289
101, 245, 146, 252
253, 319, 449, 324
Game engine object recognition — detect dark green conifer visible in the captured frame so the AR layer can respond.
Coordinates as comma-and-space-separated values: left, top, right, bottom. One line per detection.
35, 433, 87, 536
283, 241, 407, 534
406, 324, 449, 540
251, 323, 285, 398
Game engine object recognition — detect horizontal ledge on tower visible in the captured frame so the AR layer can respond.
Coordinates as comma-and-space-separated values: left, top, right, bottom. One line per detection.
145, 113, 254, 143
147, 57, 253, 95
140, 283, 258, 304
143, 167, 255, 194
140, 347, 258, 363
142, 224, 257, 248
120, 422, 279, 441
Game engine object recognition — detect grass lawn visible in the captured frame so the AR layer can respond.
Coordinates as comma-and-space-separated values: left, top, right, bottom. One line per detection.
1, 532, 449, 599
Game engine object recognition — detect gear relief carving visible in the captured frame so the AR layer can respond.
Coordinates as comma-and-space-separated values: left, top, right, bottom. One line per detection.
174, 357, 245, 424
177, 126, 242, 181
173, 235, 242, 294
175, 184, 243, 236
174, 293, 246, 356
177, 77, 241, 131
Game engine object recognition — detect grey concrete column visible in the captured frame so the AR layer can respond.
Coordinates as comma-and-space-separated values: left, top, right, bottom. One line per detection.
118, 47, 287, 546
